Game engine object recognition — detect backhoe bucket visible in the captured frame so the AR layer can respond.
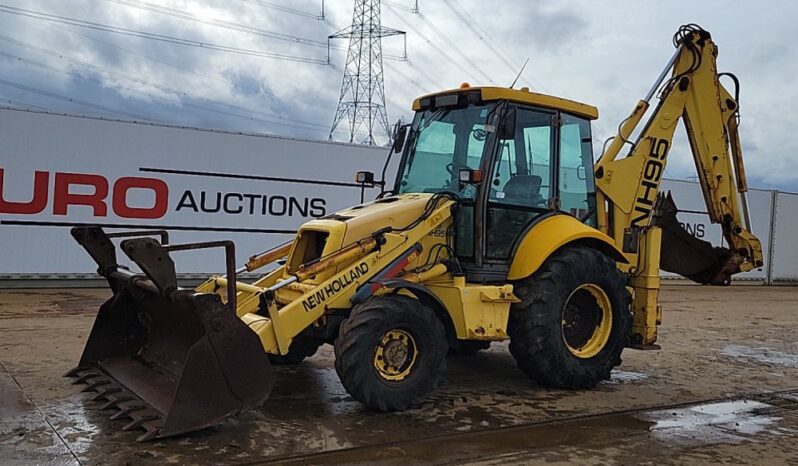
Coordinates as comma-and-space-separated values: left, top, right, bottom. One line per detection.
65, 227, 274, 441
651, 192, 735, 285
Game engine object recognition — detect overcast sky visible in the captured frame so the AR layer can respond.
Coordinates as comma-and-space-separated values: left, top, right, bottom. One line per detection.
0, 0, 795, 191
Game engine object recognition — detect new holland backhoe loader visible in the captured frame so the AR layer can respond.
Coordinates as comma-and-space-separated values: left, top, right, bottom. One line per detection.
66, 24, 762, 440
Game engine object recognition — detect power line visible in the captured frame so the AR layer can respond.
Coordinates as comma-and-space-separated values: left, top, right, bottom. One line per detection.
59, 28, 327, 130
0, 96, 50, 111
0, 50, 327, 133
413, 10, 494, 84
404, 57, 444, 89
66, 27, 230, 88
0, 39, 328, 132
0, 3, 330, 65
441, 1, 517, 78
104, 0, 342, 51
446, 0, 518, 67
318, 0, 340, 29
384, 3, 478, 84
241, 0, 330, 26
385, 61, 431, 94
242, 0, 319, 19
442, 0, 515, 71
445, 0, 546, 91
383, 0, 417, 13
0, 77, 156, 121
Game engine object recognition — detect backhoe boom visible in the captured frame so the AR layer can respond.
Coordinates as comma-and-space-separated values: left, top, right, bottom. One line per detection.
594, 24, 763, 345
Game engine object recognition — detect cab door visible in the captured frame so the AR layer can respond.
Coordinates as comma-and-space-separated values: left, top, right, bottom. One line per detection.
470, 109, 599, 282
483, 107, 557, 262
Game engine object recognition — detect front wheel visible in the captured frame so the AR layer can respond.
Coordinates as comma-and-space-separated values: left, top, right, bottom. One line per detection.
334, 295, 447, 411
508, 246, 630, 388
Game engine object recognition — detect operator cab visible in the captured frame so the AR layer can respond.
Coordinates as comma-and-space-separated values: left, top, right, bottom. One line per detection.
394, 85, 599, 281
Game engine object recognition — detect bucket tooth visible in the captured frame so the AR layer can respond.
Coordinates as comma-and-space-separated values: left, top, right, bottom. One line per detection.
71, 371, 101, 385
100, 395, 133, 411
90, 387, 122, 401
110, 404, 146, 421
136, 428, 162, 443
63, 366, 86, 377
122, 413, 160, 432
82, 379, 111, 392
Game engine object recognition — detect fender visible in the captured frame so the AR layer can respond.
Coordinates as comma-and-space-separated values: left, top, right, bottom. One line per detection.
379, 279, 458, 348
507, 214, 627, 280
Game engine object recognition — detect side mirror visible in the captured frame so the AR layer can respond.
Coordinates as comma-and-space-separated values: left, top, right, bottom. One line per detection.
458, 169, 484, 185
392, 121, 409, 153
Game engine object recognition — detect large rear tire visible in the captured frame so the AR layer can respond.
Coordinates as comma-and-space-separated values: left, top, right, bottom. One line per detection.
508, 246, 630, 388
334, 294, 447, 411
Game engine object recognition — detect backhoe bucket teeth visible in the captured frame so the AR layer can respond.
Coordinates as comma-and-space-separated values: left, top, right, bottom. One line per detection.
651, 192, 735, 285
66, 226, 274, 441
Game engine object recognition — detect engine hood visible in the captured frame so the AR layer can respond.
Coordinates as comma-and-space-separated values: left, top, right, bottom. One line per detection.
332, 193, 435, 245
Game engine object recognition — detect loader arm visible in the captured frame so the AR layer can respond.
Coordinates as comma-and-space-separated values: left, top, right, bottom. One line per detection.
210, 195, 457, 355
593, 24, 763, 345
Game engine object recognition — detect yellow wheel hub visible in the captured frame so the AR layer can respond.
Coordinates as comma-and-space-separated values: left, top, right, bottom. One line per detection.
374, 329, 418, 381
561, 283, 612, 359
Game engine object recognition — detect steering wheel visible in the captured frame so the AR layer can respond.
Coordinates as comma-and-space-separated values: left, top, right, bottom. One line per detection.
472, 128, 488, 141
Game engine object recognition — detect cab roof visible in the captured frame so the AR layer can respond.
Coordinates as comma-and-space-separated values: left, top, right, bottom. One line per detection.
411, 86, 599, 120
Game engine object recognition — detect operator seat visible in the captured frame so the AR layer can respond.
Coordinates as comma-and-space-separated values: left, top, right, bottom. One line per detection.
488, 175, 546, 258
503, 175, 543, 206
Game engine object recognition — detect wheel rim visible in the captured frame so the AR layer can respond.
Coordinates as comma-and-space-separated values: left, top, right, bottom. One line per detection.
374, 329, 418, 381
561, 284, 612, 359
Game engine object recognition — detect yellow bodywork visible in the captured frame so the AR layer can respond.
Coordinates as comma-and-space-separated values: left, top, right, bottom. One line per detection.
412, 85, 599, 120
195, 28, 760, 358
507, 215, 626, 281
196, 196, 628, 354
426, 276, 519, 340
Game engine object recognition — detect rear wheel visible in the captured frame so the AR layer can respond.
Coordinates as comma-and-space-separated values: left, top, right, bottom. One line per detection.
334, 294, 447, 411
508, 246, 630, 388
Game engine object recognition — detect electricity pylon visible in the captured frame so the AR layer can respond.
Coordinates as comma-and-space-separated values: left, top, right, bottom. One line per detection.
329, 0, 404, 145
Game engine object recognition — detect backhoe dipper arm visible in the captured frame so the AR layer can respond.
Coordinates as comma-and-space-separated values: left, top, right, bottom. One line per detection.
594, 25, 763, 286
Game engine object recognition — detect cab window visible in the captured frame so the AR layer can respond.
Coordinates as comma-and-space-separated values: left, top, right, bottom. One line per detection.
558, 114, 597, 225
397, 105, 490, 199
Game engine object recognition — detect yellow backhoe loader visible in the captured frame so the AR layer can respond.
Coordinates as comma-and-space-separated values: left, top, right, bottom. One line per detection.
67, 24, 762, 440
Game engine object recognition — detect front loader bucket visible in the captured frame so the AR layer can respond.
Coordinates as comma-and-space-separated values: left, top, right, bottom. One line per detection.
65, 227, 274, 441
651, 192, 735, 285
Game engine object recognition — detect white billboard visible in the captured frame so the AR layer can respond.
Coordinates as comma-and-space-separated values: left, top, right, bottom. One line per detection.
0, 107, 392, 277
0, 107, 792, 283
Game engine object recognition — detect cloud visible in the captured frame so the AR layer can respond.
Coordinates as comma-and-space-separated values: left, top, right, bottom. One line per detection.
0, 0, 795, 190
